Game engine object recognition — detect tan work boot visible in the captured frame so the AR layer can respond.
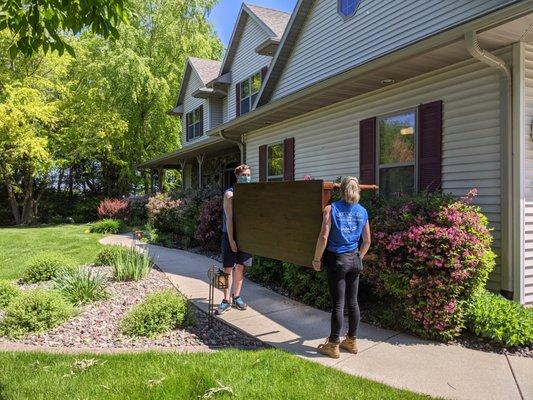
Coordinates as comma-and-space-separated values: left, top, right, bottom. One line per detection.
340, 336, 358, 354
317, 339, 340, 359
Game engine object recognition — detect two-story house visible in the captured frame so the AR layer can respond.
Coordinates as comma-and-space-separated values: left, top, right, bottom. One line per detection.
140, 0, 533, 306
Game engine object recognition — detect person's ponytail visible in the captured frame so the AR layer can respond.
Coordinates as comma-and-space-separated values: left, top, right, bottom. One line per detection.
341, 176, 360, 204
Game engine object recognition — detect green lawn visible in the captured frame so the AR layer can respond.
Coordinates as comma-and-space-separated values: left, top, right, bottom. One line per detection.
0, 224, 104, 280
0, 349, 433, 400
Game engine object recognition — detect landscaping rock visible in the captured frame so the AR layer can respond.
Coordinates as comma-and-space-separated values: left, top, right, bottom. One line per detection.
0, 266, 263, 350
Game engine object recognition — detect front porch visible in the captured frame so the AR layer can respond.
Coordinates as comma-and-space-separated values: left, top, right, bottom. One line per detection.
139, 137, 241, 193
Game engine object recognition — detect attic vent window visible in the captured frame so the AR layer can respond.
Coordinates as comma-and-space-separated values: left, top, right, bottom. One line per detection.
338, 0, 360, 18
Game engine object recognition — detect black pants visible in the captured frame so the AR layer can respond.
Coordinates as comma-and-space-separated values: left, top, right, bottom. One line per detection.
325, 250, 362, 342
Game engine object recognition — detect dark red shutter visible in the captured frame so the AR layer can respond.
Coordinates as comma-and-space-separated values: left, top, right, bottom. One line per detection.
359, 117, 376, 184
199, 105, 204, 136
283, 137, 295, 181
261, 66, 268, 82
236, 82, 241, 117
259, 145, 267, 182
418, 100, 443, 191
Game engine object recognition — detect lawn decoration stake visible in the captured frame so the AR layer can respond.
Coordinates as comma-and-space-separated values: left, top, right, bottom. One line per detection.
207, 265, 230, 328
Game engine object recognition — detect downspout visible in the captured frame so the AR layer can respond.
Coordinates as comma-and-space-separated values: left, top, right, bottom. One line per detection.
464, 31, 514, 298
220, 130, 245, 164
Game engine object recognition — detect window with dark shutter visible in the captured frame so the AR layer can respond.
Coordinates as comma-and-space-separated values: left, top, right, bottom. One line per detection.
185, 106, 204, 142
283, 137, 295, 181
259, 145, 267, 182
199, 105, 204, 136
418, 100, 443, 191
359, 117, 376, 185
236, 82, 241, 117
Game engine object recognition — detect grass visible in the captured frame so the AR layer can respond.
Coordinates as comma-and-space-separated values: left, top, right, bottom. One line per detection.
0, 349, 434, 400
0, 225, 105, 280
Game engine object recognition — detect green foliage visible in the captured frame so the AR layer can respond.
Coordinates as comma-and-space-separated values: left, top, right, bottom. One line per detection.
282, 263, 331, 310
53, 267, 109, 305
110, 246, 153, 281
0, 289, 74, 338
121, 289, 194, 337
21, 251, 76, 283
465, 290, 533, 347
0, 280, 21, 309
0, 0, 131, 58
247, 256, 285, 287
90, 218, 124, 234
94, 245, 127, 267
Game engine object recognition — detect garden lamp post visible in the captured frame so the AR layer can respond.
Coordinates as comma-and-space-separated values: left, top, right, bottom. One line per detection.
207, 265, 230, 328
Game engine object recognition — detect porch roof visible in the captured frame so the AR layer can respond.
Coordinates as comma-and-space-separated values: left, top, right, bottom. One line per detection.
207, 3, 533, 140
137, 137, 238, 170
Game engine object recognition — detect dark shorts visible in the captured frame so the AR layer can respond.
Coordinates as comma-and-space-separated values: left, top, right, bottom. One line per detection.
221, 232, 252, 268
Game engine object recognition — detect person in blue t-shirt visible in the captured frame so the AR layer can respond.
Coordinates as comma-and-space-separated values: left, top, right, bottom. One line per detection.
312, 176, 371, 359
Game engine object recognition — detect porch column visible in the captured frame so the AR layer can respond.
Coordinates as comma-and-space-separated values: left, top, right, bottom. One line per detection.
179, 160, 187, 189
196, 154, 205, 189
157, 168, 165, 192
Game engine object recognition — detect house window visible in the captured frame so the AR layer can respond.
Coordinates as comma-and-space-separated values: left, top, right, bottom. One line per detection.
267, 143, 284, 181
186, 107, 203, 141
338, 0, 360, 18
377, 110, 417, 197
240, 71, 262, 115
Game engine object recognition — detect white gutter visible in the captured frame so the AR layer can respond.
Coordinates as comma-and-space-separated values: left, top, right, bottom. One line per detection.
220, 130, 245, 164
464, 31, 515, 297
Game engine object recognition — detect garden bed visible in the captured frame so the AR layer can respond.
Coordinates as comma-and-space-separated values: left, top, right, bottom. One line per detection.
0, 265, 263, 350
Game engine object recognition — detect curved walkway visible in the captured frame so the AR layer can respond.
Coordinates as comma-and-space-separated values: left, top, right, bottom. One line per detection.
101, 234, 533, 400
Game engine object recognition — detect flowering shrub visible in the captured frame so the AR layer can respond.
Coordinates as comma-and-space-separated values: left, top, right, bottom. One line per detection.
97, 198, 129, 220
194, 196, 223, 251
146, 193, 185, 234
366, 190, 496, 341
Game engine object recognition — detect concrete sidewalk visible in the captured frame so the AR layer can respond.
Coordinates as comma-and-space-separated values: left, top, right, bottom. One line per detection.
101, 235, 532, 400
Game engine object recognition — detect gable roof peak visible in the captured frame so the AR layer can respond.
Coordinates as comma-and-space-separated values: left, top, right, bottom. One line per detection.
244, 3, 291, 39
188, 57, 222, 85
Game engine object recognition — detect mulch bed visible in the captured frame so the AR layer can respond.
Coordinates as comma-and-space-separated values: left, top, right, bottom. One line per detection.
0, 266, 264, 351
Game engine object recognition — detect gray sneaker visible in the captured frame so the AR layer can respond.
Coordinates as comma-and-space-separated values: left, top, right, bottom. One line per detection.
215, 300, 231, 315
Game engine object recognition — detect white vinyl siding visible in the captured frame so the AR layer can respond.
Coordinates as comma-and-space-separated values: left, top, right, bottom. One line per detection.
247, 56, 505, 290
209, 98, 223, 129
227, 16, 272, 120
272, 0, 516, 100
523, 44, 533, 305
182, 71, 208, 146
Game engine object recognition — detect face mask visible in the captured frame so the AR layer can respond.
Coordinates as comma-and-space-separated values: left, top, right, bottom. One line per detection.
238, 175, 251, 184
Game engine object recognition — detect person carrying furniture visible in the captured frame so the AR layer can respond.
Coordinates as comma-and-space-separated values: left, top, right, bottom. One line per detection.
216, 164, 253, 315
312, 176, 371, 358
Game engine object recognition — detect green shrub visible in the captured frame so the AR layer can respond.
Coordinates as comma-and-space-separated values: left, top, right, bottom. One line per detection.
121, 289, 194, 337
0, 281, 21, 309
90, 218, 124, 234
247, 256, 285, 287
111, 246, 153, 281
0, 290, 75, 338
21, 252, 76, 284
465, 289, 533, 347
53, 267, 109, 305
282, 262, 331, 310
94, 245, 127, 266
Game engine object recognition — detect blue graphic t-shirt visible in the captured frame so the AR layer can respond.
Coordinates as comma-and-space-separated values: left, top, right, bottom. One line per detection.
327, 200, 368, 254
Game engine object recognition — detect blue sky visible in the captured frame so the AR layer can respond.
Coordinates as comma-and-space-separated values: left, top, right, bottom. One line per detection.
209, 0, 297, 46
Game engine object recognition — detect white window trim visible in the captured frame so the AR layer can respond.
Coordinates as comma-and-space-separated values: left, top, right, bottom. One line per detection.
240, 70, 262, 114
376, 108, 419, 193
186, 107, 203, 142
267, 141, 284, 182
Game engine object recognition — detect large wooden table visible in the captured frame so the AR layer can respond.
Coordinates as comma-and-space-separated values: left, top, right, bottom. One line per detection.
233, 180, 377, 268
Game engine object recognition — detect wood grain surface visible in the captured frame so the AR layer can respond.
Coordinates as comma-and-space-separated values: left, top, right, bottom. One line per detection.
233, 180, 327, 268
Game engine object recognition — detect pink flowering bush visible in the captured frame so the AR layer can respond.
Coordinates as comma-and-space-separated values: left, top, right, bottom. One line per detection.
365, 190, 496, 341
194, 196, 223, 251
146, 193, 185, 234
97, 198, 129, 220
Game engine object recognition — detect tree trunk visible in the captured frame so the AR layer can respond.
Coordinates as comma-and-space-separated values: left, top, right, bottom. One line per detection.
57, 169, 64, 192
3, 175, 21, 225
20, 171, 35, 225
68, 167, 74, 198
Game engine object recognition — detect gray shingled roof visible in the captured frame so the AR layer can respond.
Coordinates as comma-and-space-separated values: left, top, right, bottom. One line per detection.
246, 3, 291, 39
189, 57, 222, 85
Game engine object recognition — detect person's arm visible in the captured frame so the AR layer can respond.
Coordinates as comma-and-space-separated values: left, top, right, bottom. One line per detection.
223, 191, 238, 252
312, 205, 332, 271
359, 221, 371, 259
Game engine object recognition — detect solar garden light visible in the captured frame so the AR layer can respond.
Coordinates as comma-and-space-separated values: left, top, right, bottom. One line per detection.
207, 265, 230, 328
